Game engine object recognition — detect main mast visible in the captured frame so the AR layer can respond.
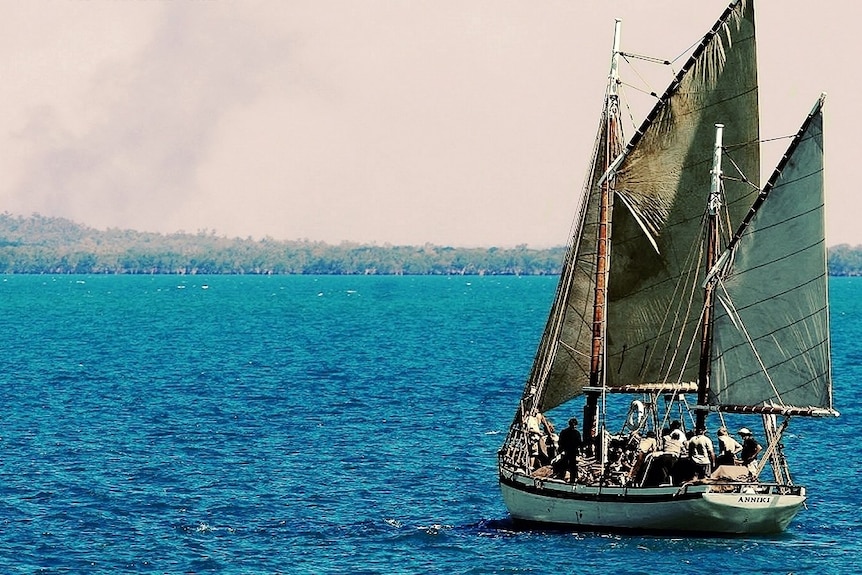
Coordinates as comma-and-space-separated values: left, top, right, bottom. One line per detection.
584, 19, 622, 450
696, 123, 724, 430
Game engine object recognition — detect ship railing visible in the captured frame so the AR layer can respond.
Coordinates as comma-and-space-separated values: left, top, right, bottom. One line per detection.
497, 453, 529, 478
697, 482, 805, 496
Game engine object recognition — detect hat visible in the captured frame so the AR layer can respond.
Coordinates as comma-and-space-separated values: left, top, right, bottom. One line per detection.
738, 427, 752, 436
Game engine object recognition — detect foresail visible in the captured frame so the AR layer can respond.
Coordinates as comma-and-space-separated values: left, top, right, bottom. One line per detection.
606, 0, 760, 389
532, 109, 620, 412
710, 96, 833, 415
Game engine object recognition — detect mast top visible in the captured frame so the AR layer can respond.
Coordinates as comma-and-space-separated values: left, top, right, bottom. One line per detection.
708, 123, 724, 215
608, 19, 622, 99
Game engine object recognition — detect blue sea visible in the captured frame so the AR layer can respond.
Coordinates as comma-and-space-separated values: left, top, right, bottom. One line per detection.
0, 274, 859, 574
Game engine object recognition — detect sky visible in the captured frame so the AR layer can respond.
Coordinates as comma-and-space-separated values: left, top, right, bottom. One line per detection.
0, 0, 857, 248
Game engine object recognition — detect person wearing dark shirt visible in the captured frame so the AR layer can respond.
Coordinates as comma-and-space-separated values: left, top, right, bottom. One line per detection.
557, 417, 582, 484
738, 427, 763, 474
716, 426, 742, 467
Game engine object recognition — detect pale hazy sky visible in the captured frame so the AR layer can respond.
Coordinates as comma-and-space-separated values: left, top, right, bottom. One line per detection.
0, 1, 856, 247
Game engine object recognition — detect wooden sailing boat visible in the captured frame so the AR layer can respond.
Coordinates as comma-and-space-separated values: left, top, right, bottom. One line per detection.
498, 0, 838, 534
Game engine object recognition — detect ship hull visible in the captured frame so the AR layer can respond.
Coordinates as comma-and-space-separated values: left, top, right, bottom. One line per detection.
499, 468, 805, 534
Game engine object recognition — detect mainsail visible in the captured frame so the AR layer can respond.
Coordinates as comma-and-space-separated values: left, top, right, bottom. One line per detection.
533, 0, 760, 412
710, 95, 834, 415
606, 0, 759, 390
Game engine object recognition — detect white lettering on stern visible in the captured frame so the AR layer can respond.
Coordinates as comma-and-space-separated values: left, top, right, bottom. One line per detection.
737, 496, 772, 504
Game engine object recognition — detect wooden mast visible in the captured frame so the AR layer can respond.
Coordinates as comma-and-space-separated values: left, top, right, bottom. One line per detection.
696, 123, 724, 430
584, 19, 622, 452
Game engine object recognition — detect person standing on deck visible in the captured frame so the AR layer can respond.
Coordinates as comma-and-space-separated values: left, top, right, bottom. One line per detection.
629, 430, 657, 484
556, 417, 582, 483
525, 407, 555, 469
652, 421, 686, 485
688, 426, 716, 478
661, 421, 687, 458
646, 428, 679, 486
738, 427, 763, 474
716, 427, 742, 467
664, 421, 686, 457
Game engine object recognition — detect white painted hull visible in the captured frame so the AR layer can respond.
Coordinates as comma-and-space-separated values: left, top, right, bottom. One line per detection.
499, 468, 805, 534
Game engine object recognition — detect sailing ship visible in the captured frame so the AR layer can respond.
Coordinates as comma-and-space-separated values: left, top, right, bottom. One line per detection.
497, 0, 838, 534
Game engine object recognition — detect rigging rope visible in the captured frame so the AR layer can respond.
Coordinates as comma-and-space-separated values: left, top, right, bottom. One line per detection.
619, 53, 664, 100
619, 51, 672, 66
713, 278, 785, 406
654, 208, 706, 388
721, 156, 760, 192
618, 81, 661, 100
758, 134, 797, 145
619, 86, 639, 137
669, 36, 704, 67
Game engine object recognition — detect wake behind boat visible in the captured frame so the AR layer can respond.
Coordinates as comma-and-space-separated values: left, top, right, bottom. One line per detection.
498, 0, 838, 535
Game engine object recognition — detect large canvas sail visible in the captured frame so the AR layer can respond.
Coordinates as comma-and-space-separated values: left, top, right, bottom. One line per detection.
605, 0, 760, 389
524, 40, 622, 411
531, 105, 621, 412
534, 1, 760, 408
710, 96, 834, 414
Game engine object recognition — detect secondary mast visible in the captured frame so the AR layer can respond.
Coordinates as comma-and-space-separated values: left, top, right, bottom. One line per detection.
584, 18, 622, 451
696, 123, 724, 430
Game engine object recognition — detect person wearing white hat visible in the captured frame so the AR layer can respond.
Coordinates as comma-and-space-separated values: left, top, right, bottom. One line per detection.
738, 427, 762, 474
716, 427, 741, 467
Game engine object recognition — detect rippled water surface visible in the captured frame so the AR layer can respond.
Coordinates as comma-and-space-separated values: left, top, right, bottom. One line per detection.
0, 274, 859, 574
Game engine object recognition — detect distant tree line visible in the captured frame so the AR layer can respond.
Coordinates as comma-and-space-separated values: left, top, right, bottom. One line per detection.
0, 213, 566, 275
827, 244, 862, 277
1, 213, 860, 276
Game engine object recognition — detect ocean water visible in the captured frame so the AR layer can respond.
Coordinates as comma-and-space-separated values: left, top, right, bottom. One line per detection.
0, 274, 859, 574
